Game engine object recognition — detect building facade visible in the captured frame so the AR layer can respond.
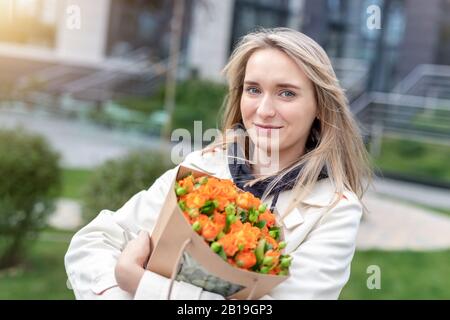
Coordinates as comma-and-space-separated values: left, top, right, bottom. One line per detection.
0, 0, 449, 96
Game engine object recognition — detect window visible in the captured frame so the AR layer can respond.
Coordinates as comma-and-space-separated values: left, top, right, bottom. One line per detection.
229, 0, 291, 54
0, 0, 57, 48
106, 0, 193, 61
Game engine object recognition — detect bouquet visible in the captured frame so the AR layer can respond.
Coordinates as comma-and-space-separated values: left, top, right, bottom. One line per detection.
146, 165, 290, 299
175, 174, 292, 275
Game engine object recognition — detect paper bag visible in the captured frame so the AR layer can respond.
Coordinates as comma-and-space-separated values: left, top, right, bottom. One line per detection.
146, 165, 288, 300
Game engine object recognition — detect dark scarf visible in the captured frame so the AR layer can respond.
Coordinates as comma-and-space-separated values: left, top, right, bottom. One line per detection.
227, 125, 328, 211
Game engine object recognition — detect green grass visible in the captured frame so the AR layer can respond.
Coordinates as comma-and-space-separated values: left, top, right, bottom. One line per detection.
413, 109, 450, 135
340, 250, 450, 299
426, 207, 450, 217
117, 95, 164, 115
61, 168, 92, 200
0, 231, 75, 300
374, 137, 450, 184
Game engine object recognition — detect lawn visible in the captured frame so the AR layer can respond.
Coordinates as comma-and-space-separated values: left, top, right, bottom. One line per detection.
0, 230, 75, 300
340, 250, 450, 299
61, 168, 92, 200
374, 137, 450, 184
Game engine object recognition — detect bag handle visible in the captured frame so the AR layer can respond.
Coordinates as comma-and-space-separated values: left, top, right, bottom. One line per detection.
166, 238, 192, 300
246, 279, 258, 300
166, 237, 259, 300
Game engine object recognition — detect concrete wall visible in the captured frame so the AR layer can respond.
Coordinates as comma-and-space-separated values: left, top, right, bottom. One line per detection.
55, 0, 111, 65
186, 0, 235, 82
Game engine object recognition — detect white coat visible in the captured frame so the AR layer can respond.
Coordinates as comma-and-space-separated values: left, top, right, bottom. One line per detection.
64, 148, 363, 300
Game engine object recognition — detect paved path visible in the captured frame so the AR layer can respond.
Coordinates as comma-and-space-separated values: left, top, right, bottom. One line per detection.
0, 107, 164, 168
48, 199, 83, 231
371, 177, 450, 210
357, 192, 450, 250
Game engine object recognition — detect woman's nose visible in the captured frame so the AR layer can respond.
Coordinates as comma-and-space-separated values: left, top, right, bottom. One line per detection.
256, 95, 276, 118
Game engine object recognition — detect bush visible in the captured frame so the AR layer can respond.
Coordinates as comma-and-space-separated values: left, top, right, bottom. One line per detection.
396, 139, 426, 157
82, 151, 172, 223
0, 129, 61, 269
375, 136, 450, 183
118, 78, 227, 136
170, 79, 227, 134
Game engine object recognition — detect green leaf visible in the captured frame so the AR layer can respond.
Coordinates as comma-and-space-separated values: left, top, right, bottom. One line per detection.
248, 208, 259, 223
200, 200, 215, 215
211, 242, 222, 253
280, 256, 293, 268
255, 220, 266, 229
239, 209, 248, 223
262, 256, 274, 266
258, 203, 267, 213
255, 239, 266, 265
259, 266, 270, 274
269, 227, 280, 240
192, 221, 201, 232
175, 187, 187, 196
225, 203, 236, 216
178, 200, 186, 211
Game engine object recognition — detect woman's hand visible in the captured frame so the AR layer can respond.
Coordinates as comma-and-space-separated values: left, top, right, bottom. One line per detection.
115, 230, 151, 295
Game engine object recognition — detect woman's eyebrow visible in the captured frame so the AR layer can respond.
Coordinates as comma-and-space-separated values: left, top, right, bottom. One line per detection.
278, 83, 301, 90
244, 80, 301, 90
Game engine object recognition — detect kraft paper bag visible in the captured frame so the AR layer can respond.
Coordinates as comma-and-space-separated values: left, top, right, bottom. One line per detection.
146, 165, 288, 300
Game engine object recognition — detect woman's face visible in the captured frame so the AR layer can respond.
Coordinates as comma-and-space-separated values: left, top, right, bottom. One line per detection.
240, 48, 318, 165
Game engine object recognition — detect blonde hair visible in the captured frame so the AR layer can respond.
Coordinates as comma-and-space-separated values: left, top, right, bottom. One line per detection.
204, 27, 372, 217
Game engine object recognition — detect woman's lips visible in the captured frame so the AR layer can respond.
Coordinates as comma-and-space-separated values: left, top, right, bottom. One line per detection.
254, 123, 283, 135
254, 123, 283, 129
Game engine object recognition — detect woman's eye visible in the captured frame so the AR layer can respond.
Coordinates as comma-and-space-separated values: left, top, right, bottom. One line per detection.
246, 87, 260, 95
280, 90, 296, 98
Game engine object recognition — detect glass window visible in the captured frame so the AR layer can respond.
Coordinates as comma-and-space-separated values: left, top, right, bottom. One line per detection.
0, 0, 57, 48
385, 1, 405, 47
107, 0, 193, 61
229, 0, 290, 53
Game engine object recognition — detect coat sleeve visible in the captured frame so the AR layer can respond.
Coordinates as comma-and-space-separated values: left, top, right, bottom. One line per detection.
262, 195, 363, 300
64, 166, 224, 300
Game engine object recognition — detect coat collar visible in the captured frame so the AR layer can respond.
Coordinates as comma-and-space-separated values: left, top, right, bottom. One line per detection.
183, 148, 336, 208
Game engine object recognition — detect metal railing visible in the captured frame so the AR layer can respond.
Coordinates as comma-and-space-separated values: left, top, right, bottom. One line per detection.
392, 64, 450, 97
352, 64, 450, 151
332, 57, 370, 102
15, 47, 172, 101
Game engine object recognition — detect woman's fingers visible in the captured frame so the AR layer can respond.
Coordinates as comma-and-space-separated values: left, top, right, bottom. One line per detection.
128, 230, 151, 265
137, 230, 149, 248
115, 230, 151, 294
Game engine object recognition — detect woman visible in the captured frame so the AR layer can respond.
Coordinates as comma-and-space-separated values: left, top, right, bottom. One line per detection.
65, 28, 371, 300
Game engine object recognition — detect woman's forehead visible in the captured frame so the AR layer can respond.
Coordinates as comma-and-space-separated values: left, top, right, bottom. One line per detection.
244, 49, 308, 87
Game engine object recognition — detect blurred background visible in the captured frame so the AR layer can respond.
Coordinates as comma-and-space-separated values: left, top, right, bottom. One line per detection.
0, 0, 449, 299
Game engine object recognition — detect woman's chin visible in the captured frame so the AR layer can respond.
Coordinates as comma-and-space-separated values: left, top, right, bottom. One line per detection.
251, 137, 283, 153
